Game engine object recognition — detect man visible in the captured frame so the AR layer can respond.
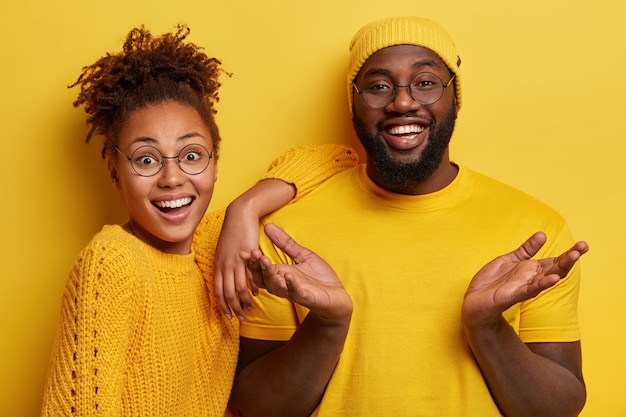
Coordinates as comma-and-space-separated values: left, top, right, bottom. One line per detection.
230, 16, 588, 417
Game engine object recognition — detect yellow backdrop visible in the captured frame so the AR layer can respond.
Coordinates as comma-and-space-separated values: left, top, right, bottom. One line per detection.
1, 0, 624, 415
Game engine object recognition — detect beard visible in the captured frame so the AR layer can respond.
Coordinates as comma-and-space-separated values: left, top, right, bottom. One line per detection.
353, 104, 457, 192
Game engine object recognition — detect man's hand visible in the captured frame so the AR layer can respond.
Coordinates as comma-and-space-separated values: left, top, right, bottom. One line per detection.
462, 232, 589, 328
241, 223, 353, 322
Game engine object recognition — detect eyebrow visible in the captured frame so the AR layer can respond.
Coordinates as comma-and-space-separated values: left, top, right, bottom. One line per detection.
128, 132, 206, 147
361, 59, 443, 79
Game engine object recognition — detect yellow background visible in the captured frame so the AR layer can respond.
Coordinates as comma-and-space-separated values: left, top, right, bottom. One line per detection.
1, 0, 624, 415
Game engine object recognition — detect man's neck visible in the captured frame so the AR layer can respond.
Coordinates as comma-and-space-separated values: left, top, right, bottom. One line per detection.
366, 160, 459, 196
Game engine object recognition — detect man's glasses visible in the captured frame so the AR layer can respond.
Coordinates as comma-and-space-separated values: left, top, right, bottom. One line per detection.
353, 72, 455, 108
114, 143, 213, 177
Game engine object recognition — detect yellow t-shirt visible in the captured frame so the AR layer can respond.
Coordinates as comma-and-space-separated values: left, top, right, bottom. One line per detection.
241, 164, 582, 416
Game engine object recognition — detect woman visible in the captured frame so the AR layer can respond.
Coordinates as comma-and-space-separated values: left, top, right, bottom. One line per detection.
41, 24, 357, 416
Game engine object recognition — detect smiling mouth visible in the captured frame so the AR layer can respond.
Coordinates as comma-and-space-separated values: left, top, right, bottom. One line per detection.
386, 124, 425, 135
153, 197, 193, 212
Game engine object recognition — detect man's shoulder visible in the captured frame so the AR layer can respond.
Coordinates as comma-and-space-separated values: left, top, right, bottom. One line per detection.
287, 165, 360, 202
465, 167, 553, 201
462, 166, 565, 221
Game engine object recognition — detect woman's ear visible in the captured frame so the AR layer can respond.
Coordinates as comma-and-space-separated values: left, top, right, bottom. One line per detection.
107, 157, 120, 189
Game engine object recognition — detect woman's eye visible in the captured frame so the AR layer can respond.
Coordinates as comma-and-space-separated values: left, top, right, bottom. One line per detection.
182, 151, 200, 162
137, 156, 157, 166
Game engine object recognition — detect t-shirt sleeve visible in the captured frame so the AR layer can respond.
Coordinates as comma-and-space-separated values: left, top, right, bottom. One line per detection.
518, 222, 582, 343
238, 233, 303, 341
262, 144, 359, 201
239, 288, 302, 341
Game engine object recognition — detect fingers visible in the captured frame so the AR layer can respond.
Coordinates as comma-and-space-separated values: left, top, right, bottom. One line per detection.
215, 266, 246, 321
214, 257, 258, 321
235, 263, 256, 309
213, 270, 232, 319
243, 249, 289, 296
241, 249, 263, 289
540, 240, 589, 279
248, 276, 260, 296
264, 223, 312, 264
500, 233, 588, 274
259, 255, 292, 296
571, 240, 590, 256
227, 266, 253, 321
238, 251, 260, 297
515, 232, 547, 261
281, 271, 314, 302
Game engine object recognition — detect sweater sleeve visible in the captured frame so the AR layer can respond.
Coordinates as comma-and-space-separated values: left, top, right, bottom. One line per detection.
193, 209, 225, 288
262, 144, 359, 201
41, 235, 146, 416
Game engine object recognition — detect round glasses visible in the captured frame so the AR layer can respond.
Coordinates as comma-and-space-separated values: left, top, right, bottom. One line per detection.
114, 143, 213, 177
353, 72, 455, 108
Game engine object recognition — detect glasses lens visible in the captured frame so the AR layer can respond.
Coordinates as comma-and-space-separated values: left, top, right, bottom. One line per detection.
360, 76, 395, 108
409, 72, 445, 105
178, 143, 211, 175
130, 146, 163, 176
358, 72, 448, 108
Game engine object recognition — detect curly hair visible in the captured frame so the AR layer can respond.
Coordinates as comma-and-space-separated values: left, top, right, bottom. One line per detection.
70, 24, 227, 159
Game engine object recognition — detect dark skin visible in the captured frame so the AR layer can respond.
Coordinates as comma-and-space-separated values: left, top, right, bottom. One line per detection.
352, 46, 459, 196
233, 227, 588, 417
461, 231, 588, 417
231, 223, 352, 417
230, 45, 588, 417
354, 45, 588, 417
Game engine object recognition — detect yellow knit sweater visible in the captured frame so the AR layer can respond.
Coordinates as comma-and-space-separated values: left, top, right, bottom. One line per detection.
41, 144, 359, 417
41, 222, 238, 416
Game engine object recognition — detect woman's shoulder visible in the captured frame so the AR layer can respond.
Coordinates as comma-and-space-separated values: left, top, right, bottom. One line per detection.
80, 224, 140, 253
73, 224, 151, 276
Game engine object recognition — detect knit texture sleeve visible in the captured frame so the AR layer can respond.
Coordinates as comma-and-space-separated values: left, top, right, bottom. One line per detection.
41, 230, 147, 416
193, 209, 225, 288
262, 144, 359, 201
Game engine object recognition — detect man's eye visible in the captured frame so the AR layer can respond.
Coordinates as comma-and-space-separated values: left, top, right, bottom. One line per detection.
364, 82, 392, 93
412, 74, 441, 90
371, 84, 390, 91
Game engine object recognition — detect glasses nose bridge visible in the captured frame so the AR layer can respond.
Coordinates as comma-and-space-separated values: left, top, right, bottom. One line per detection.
158, 154, 184, 174
391, 83, 417, 106
394, 84, 412, 92
162, 154, 180, 162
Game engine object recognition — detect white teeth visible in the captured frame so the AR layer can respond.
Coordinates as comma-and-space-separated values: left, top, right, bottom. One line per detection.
154, 197, 192, 209
388, 124, 424, 135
